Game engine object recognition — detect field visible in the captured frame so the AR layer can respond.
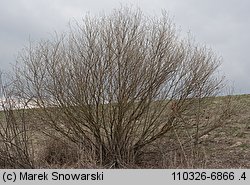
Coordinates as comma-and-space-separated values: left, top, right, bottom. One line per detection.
160, 94, 250, 168
0, 94, 250, 168
203, 94, 250, 168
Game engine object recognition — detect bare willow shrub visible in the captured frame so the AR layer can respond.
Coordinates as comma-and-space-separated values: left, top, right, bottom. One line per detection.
0, 72, 34, 168
13, 8, 226, 167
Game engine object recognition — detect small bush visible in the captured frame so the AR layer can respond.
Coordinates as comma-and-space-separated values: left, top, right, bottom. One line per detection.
38, 139, 78, 167
37, 137, 99, 168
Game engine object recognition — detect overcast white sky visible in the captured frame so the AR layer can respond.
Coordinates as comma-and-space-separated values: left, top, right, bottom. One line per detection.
0, 0, 249, 94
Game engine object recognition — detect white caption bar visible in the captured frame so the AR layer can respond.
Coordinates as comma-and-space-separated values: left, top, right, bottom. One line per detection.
0, 169, 249, 185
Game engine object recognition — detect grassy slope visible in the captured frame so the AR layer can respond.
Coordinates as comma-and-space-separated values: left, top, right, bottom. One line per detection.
1, 94, 250, 168
202, 94, 250, 168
